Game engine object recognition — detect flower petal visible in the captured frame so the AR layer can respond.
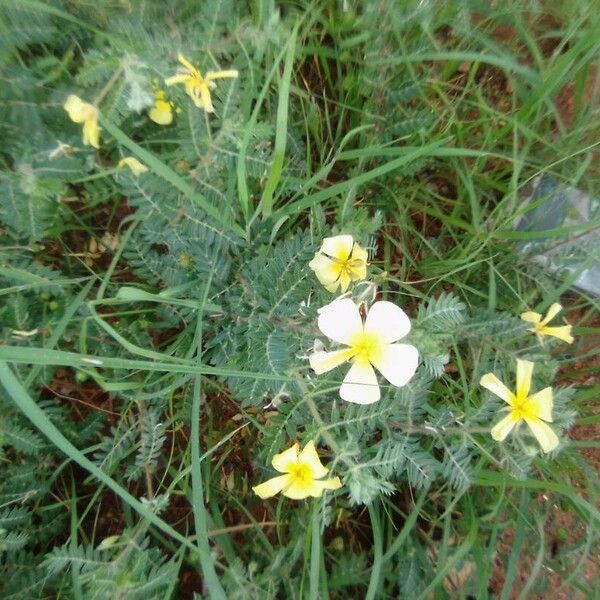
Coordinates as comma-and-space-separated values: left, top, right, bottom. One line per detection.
82, 117, 100, 149
540, 325, 574, 344
516, 359, 534, 401
309, 348, 355, 374
338, 270, 352, 293
165, 74, 190, 86
491, 412, 519, 441
523, 387, 553, 422
364, 301, 411, 343
320, 235, 353, 261
523, 416, 559, 453
177, 53, 198, 74
205, 69, 239, 80
309, 253, 341, 287
282, 475, 342, 499
297, 441, 329, 479
63, 95, 87, 122
312, 477, 342, 494
317, 298, 363, 344
339, 360, 380, 404
271, 443, 300, 473
541, 303, 562, 326
252, 474, 291, 499
198, 82, 214, 112
370, 343, 418, 387
118, 157, 148, 176
350, 242, 368, 263
149, 101, 173, 125
480, 373, 516, 405
282, 478, 320, 500
520, 311, 541, 325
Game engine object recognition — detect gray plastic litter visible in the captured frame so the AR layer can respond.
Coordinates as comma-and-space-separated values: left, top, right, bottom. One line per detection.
518, 174, 600, 296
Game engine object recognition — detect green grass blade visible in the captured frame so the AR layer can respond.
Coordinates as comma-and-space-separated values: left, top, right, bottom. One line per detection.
365, 502, 383, 600
259, 24, 298, 218
309, 503, 323, 599
276, 139, 448, 216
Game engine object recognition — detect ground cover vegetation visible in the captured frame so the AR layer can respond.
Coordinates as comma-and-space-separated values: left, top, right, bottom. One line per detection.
0, 0, 599, 598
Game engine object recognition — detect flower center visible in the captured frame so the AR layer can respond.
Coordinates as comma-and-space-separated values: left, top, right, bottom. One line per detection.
512, 398, 535, 421
333, 256, 362, 276
288, 463, 314, 486
348, 331, 383, 364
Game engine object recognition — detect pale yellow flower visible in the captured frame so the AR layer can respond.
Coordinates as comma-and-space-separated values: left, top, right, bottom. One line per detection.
309, 298, 418, 404
165, 53, 238, 113
118, 156, 148, 176
148, 90, 174, 125
521, 303, 574, 344
252, 441, 342, 500
63, 95, 100, 148
481, 359, 559, 453
309, 235, 368, 293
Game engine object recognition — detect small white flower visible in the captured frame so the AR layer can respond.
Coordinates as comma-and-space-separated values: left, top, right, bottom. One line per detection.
309, 298, 419, 404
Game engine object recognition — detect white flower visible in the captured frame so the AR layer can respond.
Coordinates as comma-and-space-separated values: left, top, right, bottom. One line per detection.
309, 298, 419, 404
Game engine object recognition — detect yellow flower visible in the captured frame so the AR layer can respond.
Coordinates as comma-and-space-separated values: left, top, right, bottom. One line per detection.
63, 95, 100, 149
309, 298, 418, 404
148, 90, 174, 125
480, 359, 559, 453
165, 53, 238, 113
252, 441, 342, 500
309, 235, 368, 293
520, 303, 574, 344
118, 156, 148, 176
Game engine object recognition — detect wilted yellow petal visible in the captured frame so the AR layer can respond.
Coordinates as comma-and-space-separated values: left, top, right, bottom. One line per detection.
177, 53, 199, 75
64, 95, 100, 148
82, 117, 100, 149
165, 54, 235, 114
118, 157, 148, 176
205, 69, 239, 81
165, 74, 190, 86
149, 91, 173, 125
64, 95, 95, 123
198, 81, 214, 112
